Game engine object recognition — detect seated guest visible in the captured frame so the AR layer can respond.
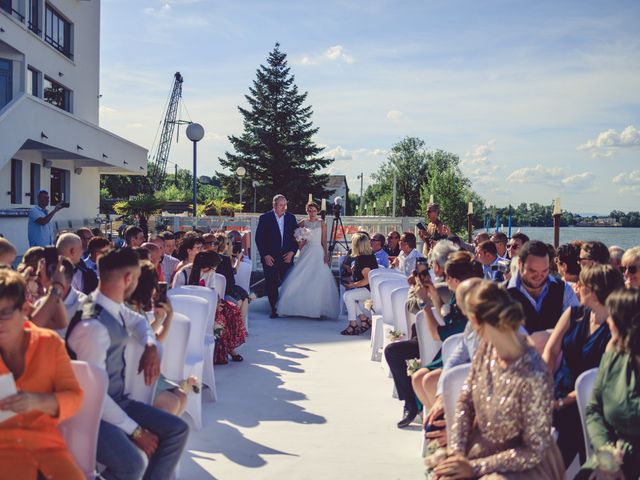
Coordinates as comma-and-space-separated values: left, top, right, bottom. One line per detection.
127, 261, 187, 416
621, 246, 640, 289
490, 232, 508, 258
124, 225, 145, 248
370, 233, 389, 268
187, 251, 246, 364
506, 232, 530, 260
75, 227, 93, 257
0, 269, 84, 479
141, 242, 164, 281
475, 240, 504, 281
57, 233, 98, 295
427, 239, 459, 286
172, 234, 204, 288
157, 231, 180, 283
434, 281, 564, 479
213, 232, 249, 318
543, 265, 624, 467
67, 248, 188, 480
202, 232, 217, 251
507, 240, 579, 335
609, 245, 625, 272
384, 231, 401, 260
342, 232, 378, 335
579, 241, 611, 268
576, 288, 640, 480
555, 242, 581, 294
391, 232, 420, 277
91, 227, 103, 237
388, 251, 481, 428
85, 236, 112, 276
473, 232, 490, 246
0, 238, 17, 267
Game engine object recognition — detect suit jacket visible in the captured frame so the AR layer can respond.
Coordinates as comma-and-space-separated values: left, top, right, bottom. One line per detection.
255, 210, 298, 261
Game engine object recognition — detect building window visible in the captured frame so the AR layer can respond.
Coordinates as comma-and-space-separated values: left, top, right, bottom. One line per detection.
0, 0, 25, 22
44, 76, 71, 112
11, 158, 22, 204
28, 0, 40, 34
30, 163, 41, 205
45, 4, 72, 59
27, 67, 40, 97
50, 167, 70, 205
0, 58, 12, 109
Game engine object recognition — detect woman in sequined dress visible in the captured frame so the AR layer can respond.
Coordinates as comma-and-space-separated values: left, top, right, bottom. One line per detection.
434, 281, 564, 480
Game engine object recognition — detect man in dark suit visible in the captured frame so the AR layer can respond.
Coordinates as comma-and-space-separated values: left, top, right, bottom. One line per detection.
255, 194, 298, 318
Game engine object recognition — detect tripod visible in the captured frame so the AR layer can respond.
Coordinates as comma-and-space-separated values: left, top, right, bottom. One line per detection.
328, 212, 350, 259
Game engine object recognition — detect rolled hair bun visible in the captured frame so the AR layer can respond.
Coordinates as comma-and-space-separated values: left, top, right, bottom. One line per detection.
467, 280, 524, 331
497, 302, 524, 331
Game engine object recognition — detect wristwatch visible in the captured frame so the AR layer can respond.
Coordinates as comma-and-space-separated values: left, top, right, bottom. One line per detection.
49, 284, 63, 299
130, 426, 143, 440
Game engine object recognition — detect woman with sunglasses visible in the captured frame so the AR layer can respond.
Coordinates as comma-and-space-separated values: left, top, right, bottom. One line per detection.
621, 246, 640, 289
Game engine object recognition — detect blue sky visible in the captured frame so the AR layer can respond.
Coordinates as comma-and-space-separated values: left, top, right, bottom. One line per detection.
99, 0, 640, 214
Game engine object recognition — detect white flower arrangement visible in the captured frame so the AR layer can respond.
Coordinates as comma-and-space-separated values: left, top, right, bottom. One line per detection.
294, 227, 312, 242
248, 292, 257, 303
440, 303, 451, 318
363, 299, 373, 311
179, 375, 201, 394
406, 358, 421, 377
387, 329, 405, 342
595, 441, 625, 473
423, 440, 448, 479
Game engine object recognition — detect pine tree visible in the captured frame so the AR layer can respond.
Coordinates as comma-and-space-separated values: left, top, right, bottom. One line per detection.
217, 43, 334, 213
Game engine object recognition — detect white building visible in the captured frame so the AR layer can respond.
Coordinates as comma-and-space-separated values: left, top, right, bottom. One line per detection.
0, 0, 146, 254
325, 175, 349, 214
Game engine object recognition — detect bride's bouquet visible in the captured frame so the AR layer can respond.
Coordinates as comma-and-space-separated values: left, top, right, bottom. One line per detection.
294, 227, 312, 243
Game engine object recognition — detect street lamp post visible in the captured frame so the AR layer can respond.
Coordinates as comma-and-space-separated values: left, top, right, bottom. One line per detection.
236, 166, 246, 207
186, 123, 205, 218
252, 180, 259, 213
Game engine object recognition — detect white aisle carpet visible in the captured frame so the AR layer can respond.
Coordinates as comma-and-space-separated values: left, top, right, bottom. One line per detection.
180, 297, 425, 480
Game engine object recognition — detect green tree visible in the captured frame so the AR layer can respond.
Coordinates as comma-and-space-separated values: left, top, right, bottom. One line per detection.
112, 194, 166, 238
420, 164, 473, 235
217, 43, 334, 213
100, 174, 149, 199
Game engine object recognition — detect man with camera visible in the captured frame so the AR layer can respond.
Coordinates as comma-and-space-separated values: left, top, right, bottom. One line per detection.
475, 240, 508, 282
28, 190, 68, 247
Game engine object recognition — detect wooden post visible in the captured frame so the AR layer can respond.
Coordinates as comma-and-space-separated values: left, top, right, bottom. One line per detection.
553, 214, 561, 248
468, 214, 473, 244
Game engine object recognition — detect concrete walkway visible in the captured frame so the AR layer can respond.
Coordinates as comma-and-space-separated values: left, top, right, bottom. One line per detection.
180, 297, 425, 480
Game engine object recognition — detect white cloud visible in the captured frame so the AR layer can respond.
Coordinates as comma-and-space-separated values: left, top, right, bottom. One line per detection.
386, 110, 403, 122
300, 45, 354, 65
507, 164, 565, 185
99, 105, 117, 115
463, 139, 496, 167
561, 171, 595, 188
578, 125, 640, 157
612, 170, 640, 194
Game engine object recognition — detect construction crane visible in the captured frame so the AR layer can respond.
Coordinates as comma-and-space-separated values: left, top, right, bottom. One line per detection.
147, 72, 190, 191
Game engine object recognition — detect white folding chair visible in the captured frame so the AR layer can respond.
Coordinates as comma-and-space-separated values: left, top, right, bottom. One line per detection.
441, 363, 472, 442
369, 269, 404, 349
170, 285, 218, 402
212, 272, 226, 301
124, 336, 160, 404
414, 310, 443, 368
233, 261, 252, 333
441, 333, 464, 366
160, 313, 191, 385
576, 368, 599, 460
60, 361, 108, 480
169, 295, 210, 429
372, 278, 407, 362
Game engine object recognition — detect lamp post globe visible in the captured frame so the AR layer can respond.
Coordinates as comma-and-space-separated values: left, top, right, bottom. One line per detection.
186, 122, 204, 219
186, 123, 205, 142
236, 166, 246, 206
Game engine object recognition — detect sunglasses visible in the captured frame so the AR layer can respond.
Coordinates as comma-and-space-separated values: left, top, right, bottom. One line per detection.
579, 257, 594, 264
622, 265, 639, 275
506, 243, 520, 250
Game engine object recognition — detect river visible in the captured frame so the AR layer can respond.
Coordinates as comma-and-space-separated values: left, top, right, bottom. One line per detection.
475, 227, 640, 250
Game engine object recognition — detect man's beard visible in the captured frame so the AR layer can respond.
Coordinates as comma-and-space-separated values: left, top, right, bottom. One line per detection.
520, 273, 546, 291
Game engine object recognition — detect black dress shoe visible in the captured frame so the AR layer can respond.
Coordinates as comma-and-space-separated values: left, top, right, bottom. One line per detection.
397, 405, 419, 428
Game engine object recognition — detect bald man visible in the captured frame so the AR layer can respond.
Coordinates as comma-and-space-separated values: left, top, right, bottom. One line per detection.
57, 232, 98, 294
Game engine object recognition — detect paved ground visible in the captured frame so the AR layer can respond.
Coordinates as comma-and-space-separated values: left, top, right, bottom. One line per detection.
179, 297, 425, 480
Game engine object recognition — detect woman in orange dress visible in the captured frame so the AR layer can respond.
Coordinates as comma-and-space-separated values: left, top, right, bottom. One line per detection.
0, 269, 84, 479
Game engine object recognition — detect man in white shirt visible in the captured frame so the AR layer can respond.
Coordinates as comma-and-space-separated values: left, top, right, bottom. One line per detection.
391, 232, 421, 277
156, 232, 180, 285
67, 248, 188, 480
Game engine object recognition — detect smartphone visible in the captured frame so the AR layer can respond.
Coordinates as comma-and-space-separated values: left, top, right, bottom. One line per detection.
156, 282, 168, 304
44, 246, 58, 278
416, 222, 427, 231
232, 242, 242, 255
60, 202, 70, 208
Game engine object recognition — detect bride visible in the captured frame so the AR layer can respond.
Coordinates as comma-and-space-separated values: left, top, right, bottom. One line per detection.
276, 201, 340, 319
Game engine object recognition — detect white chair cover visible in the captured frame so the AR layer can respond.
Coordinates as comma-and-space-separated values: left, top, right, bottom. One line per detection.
441, 363, 472, 442
124, 336, 160, 404
234, 261, 251, 293
60, 361, 108, 480
169, 294, 210, 429
160, 312, 191, 384
576, 367, 598, 459
390, 286, 410, 336
414, 310, 443, 368
170, 286, 218, 402
371, 278, 407, 362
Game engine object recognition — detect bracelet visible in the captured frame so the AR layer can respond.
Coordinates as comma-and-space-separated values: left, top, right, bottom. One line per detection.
130, 426, 143, 440
49, 285, 63, 298
51, 281, 65, 291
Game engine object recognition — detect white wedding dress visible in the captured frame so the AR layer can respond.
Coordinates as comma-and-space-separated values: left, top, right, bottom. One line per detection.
276, 219, 340, 319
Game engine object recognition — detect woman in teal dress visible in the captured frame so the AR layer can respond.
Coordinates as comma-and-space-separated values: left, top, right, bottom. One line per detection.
576, 288, 640, 480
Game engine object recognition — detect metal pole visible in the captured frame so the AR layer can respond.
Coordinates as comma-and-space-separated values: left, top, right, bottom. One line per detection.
253, 186, 257, 213
239, 177, 243, 205
358, 173, 364, 213
192, 141, 197, 218
392, 174, 397, 217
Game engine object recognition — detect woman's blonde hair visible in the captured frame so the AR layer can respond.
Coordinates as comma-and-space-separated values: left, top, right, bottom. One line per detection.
351, 232, 372, 256
621, 246, 640, 266
466, 280, 524, 331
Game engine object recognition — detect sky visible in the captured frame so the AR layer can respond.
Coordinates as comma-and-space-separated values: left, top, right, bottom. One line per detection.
99, 0, 640, 214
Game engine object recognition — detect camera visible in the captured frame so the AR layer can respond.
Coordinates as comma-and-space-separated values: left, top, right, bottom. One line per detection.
60, 202, 70, 208
416, 222, 427, 231
232, 242, 242, 255
490, 259, 511, 273
156, 282, 168, 304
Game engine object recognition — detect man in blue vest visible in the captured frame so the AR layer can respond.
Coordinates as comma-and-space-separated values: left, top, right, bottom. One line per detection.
67, 248, 188, 480
507, 240, 579, 334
